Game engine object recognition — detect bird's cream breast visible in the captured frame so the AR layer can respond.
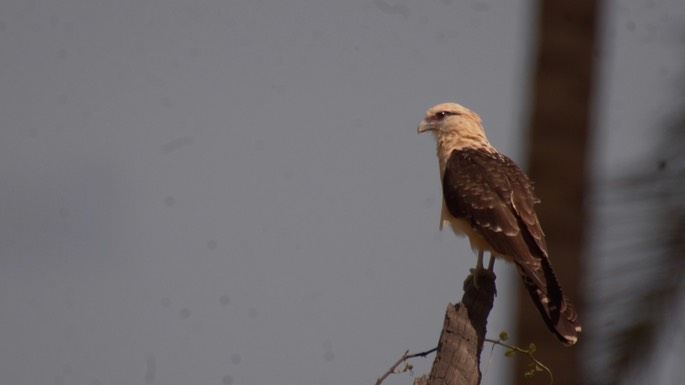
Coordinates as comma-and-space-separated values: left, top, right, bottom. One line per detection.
440, 200, 513, 261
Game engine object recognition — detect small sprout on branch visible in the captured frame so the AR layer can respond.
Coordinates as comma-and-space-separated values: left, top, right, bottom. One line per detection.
485, 336, 553, 384
499, 330, 509, 341
397, 362, 414, 376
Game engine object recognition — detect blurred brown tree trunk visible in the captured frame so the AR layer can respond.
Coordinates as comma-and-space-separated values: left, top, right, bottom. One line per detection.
516, 1, 601, 384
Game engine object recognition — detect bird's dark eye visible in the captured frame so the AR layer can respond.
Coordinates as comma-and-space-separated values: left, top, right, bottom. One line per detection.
435, 111, 457, 121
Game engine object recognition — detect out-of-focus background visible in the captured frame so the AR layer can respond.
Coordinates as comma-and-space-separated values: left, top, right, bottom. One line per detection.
1, 1, 683, 385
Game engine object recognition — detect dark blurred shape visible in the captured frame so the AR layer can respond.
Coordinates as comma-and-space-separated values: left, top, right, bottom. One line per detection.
160, 136, 195, 154
516, 1, 602, 384
593, 108, 685, 385
145, 355, 156, 384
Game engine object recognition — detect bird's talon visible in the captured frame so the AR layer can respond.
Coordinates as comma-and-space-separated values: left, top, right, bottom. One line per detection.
468, 268, 481, 288
468, 266, 495, 289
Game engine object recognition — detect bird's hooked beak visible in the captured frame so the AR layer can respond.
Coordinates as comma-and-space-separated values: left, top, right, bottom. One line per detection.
417, 120, 433, 134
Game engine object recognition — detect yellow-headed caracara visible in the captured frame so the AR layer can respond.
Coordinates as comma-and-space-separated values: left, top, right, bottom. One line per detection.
417, 102, 581, 346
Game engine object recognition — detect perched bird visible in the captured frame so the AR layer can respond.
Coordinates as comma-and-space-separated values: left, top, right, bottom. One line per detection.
417, 102, 581, 346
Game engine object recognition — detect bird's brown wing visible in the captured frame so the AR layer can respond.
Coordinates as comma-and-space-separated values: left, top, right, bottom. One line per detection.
442, 148, 580, 345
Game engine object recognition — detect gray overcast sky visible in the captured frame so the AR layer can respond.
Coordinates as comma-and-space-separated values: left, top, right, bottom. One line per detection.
0, 1, 683, 385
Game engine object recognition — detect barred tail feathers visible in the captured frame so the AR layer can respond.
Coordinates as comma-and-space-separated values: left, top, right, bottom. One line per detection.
515, 260, 581, 346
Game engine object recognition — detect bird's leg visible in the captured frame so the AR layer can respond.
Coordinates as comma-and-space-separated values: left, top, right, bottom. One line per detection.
469, 251, 496, 288
487, 254, 496, 271
469, 250, 486, 288
476, 250, 485, 271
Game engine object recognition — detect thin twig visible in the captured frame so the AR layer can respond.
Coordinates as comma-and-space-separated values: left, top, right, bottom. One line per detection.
407, 347, 438, 359
484, 338, 554, 384
375, 347, 438, 385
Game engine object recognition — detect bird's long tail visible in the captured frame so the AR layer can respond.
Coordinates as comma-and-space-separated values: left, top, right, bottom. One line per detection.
515, 259, 581, 346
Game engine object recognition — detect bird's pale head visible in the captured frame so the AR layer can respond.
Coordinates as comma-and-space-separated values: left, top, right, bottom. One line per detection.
418, 103, 495, 173
417, 102, 486, 140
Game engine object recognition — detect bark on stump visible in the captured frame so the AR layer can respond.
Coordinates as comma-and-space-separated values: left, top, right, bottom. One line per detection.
426, 272, 496, 385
